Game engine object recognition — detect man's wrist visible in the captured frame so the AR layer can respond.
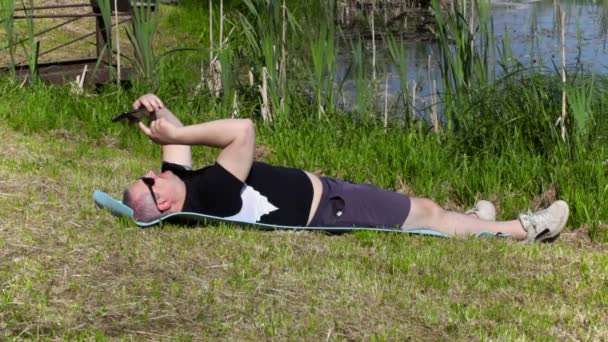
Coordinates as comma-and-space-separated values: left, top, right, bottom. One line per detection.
155, 108, 184, 127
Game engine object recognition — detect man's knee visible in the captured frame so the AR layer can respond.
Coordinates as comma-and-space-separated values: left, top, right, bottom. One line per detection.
411, 197, 446, 222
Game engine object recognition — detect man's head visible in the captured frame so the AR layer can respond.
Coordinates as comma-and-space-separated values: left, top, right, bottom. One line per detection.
123, 170, 186, 222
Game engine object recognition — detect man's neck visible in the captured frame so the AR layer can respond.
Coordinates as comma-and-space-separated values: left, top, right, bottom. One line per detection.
173, 179, 187, 212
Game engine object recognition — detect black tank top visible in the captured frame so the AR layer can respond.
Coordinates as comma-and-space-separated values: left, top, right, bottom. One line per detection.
162, 161, 314, 226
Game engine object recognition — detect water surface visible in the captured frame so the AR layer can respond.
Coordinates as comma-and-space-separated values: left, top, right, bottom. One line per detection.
335, 0, 608, 116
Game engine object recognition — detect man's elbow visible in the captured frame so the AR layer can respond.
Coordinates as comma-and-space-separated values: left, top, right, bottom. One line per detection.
240, 119, 256, 144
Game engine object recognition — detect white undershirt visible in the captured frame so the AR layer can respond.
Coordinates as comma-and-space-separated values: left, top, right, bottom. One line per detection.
224, 185, 279, 223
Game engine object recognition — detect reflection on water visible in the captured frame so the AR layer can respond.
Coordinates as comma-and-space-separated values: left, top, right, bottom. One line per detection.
493, 0, 608, 72
336, 0, 608, 117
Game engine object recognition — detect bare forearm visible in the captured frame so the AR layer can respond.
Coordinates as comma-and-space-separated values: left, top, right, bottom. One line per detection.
174, 118, 255, 181
172, 119, 254, 148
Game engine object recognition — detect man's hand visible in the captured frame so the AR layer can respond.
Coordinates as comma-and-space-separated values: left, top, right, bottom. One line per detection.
131, 94, 193, 168
138, 118, 180, 145
133, 93, 164, 113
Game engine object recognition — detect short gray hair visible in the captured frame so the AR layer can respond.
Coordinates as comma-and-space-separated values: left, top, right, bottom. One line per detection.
123, 188, 163, 222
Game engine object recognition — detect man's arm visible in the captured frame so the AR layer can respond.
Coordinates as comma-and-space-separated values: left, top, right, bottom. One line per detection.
132, 94, 192, 168
138, 117, 256, 182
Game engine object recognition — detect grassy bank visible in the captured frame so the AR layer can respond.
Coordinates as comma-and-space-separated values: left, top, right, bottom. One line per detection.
2, 0, 608, 339
1, 75, 607, 232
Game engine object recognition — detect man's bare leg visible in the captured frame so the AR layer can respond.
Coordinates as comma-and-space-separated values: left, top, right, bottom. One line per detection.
402, 197, 527, 239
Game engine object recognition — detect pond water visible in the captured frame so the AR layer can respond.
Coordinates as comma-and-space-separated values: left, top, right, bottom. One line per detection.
335, 0, 608, 115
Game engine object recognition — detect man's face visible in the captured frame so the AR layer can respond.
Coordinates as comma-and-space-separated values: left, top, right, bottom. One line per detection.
130, 170, 179, 211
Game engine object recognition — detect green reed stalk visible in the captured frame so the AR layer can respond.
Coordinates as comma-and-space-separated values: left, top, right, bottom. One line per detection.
431, 0, 493, 130
218, 45, 234, 111
600, 0, 608, 36
96, 0, 113, 71
21, 0, 38, 79
0, 0, 16, 75
559, 6, 566, 141
126, 0, 160, 85
568, 77, 594, 139
325, 12, 337, 117
498, 24, 514, 72
352, 36, 369, 117
238, 0, 300, 119
310, 31, 324, 119
216, 6, 237, 114
386, 34, 409, 122
310, 17, 336, 119
261, 37, 282, 118
575, 18, 582, 72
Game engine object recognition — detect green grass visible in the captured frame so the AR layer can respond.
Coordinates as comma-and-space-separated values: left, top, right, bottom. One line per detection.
0, 123, 607, 340
2, 0, 608, 339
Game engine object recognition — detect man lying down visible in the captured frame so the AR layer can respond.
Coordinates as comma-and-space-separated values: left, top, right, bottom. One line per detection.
121, 93, 569, 242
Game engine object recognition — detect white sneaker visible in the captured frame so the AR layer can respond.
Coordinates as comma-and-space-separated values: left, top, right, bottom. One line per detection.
465, 200, 496, 221
519, 200, 569, 243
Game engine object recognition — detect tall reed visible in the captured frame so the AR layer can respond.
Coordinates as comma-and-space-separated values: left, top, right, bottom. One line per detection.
0, 0, 16, 75
126, 0, 160, 85
568, 77, 594, 140
114, 0, 121, 82
559, 6, 566, 141
238, 0, 299, 120
386, 33, 410, 122
218, 41, 236, 113
204, 0, 221, 97
497, 24, 514, 73
96, 0, 114, 72
352, 36, 370, 117
600, 0, 608, 36
310, 14, 336, 119
22, 0, 38, 80
431, 0, 493, 130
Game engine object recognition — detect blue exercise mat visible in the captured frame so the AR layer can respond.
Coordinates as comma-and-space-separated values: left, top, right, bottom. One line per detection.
93, 190, 507, 238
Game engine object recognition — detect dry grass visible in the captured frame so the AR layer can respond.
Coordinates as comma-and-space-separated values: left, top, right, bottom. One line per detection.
1, 124, 608, 340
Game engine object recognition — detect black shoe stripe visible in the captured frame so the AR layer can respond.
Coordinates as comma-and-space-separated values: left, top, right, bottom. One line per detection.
535, 228, 551, 240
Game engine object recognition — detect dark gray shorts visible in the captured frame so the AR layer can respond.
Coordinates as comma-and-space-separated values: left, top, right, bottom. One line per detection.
309, 177, 411, 228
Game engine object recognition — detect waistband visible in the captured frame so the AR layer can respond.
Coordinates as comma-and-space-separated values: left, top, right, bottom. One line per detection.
309, 177, 334, 226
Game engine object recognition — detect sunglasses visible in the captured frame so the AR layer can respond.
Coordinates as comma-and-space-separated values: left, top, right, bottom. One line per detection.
139, 176, 162, 210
